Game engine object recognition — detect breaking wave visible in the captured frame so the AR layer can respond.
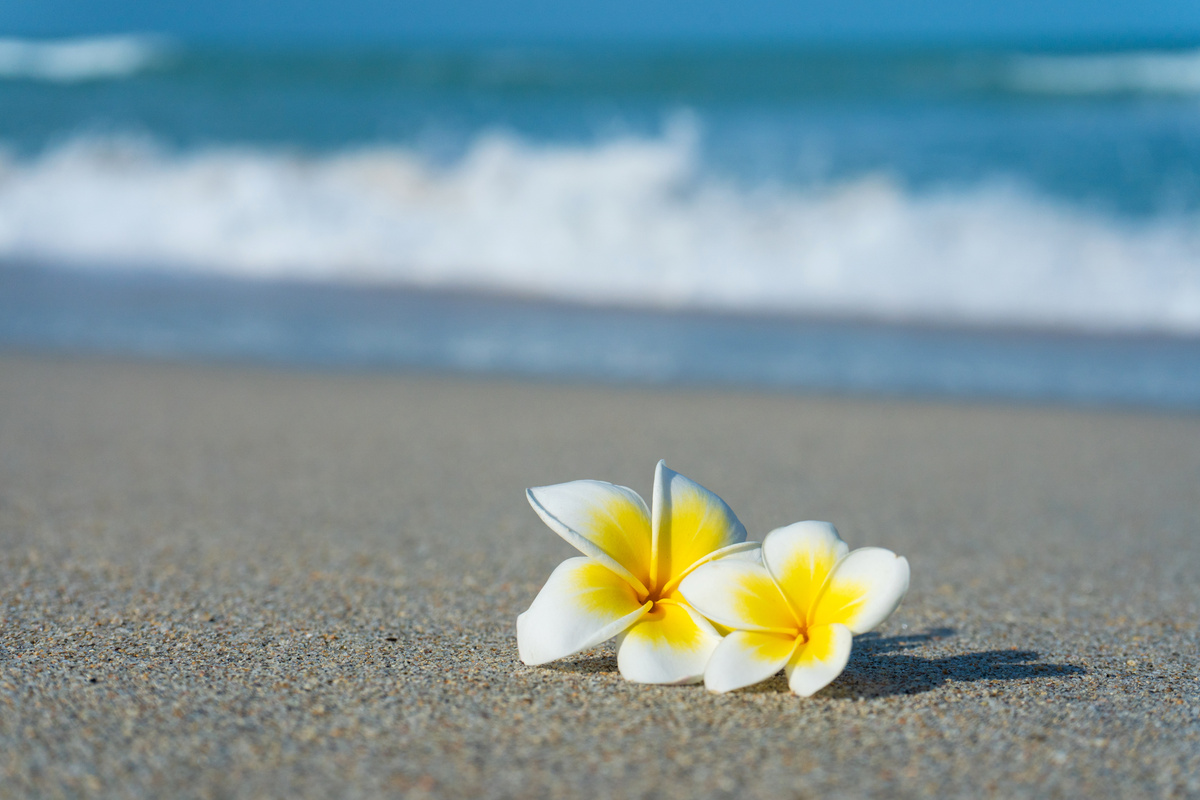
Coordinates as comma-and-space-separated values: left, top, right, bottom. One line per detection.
1008, 49, 1200, 95
2, 128, 1199, 334
0, 35, 168, 83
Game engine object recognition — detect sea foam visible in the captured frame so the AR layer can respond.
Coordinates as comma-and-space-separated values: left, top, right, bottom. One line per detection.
1, 129, 1199, 334
0, 36, 168, 83
1009, 49, 1200, 95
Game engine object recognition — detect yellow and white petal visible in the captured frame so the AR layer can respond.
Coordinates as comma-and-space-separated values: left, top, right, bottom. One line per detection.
658, 540, 762, 595
703, 630, 800, 693
527, 480, 653, 594
517, 557, 650, 666
651, 460, 747, 590
809, 547, 910, 634
762, 521, 849, 622
785, 622, 853, 697
615, 601, 722, 684
677, 558, 799, 633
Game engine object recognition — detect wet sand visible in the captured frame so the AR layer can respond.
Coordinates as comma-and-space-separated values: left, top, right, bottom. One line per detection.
1, 354, 1197, 798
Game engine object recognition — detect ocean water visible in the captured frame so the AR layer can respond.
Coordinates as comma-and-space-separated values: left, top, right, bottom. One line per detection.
3, 35, 1200, 406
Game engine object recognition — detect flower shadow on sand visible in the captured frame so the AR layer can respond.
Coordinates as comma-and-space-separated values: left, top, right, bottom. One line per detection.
548, 628, 1086, 698
774, 628, 1087, 698
548, 652, 621, 675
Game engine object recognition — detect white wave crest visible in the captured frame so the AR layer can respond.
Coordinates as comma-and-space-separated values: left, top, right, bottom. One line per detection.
1, 129, 1199, 334
0, 35, 168, 82
1009, 49, 1200, 95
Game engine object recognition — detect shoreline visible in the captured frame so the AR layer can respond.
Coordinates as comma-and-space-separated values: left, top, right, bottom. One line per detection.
2, 354, 1198, 797
5, 266, 1200, 411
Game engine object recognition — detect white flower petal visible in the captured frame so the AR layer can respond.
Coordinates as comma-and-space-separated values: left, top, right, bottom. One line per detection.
703, 630, 800, 693
651, 460, 747, 590
762, 521, 849, 622
517, 557, 650, 666
615, 601, 721, 685
527, 480, 653, 594
677, 558, 799, 633
810, 548, 910, 634
785, 623, 853, 697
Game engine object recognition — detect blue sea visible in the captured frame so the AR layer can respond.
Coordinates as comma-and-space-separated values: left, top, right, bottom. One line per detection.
3, 35, 1200, 407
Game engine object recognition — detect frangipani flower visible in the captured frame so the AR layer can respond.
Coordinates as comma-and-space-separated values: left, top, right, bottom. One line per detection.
679, 521, 909, 696
517, 460, 759, 684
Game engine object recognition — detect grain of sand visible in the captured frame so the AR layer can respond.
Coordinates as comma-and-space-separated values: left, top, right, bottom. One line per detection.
1, 354, 1198, 798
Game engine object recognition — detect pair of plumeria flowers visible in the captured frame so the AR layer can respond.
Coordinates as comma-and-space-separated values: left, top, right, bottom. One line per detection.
517, 461, 910, 695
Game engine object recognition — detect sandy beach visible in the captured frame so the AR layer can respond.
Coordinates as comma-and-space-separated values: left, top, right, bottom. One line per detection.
1, 353, 1197, 798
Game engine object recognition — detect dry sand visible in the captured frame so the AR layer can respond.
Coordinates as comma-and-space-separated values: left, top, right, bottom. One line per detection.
1, 353, 1198, 798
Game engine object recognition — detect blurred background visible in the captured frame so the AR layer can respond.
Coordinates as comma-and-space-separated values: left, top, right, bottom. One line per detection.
3, 0, 1200, 406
